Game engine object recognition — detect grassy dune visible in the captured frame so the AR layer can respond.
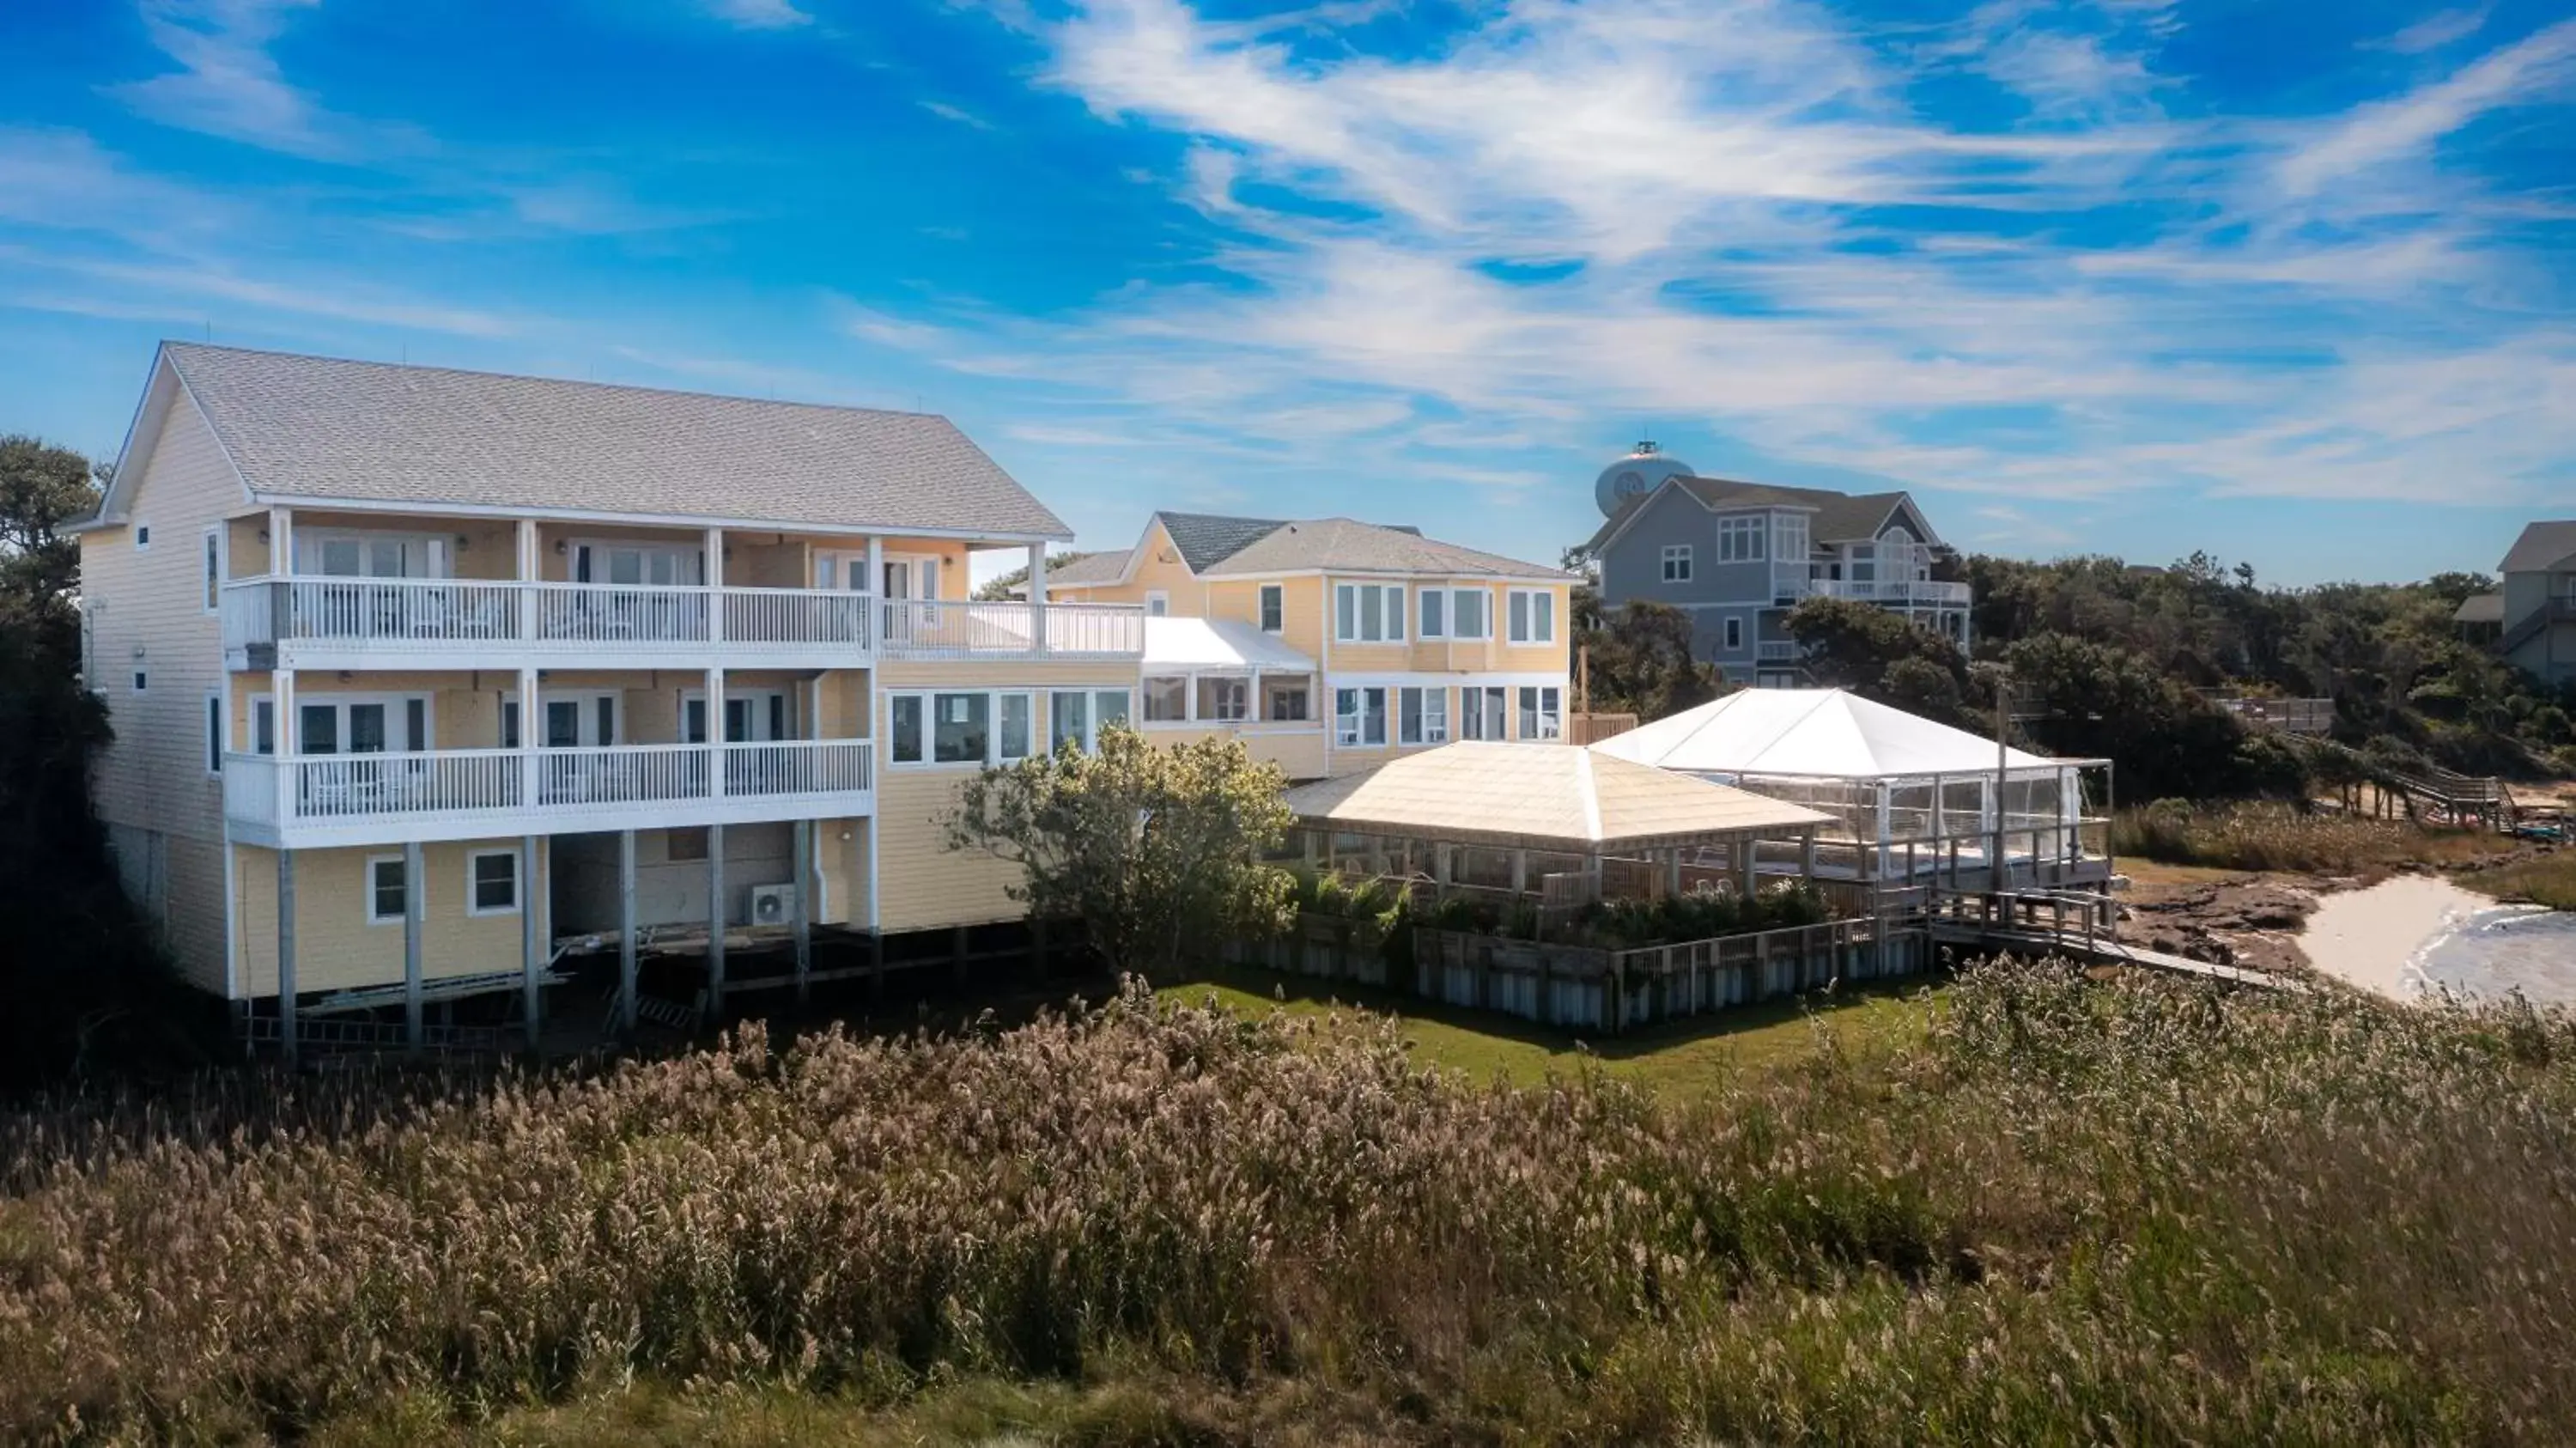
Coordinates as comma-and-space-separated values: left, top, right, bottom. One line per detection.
5, 966, 2574, 1445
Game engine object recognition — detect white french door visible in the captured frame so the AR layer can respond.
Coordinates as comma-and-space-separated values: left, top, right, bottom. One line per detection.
880, 556, 942, 643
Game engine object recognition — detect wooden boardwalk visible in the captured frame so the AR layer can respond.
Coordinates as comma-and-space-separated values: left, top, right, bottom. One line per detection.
1926, 919, 2304, 992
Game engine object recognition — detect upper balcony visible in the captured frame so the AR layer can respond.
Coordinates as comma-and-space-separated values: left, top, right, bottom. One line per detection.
222, 739, 874, 849
222, 578, 1144, 672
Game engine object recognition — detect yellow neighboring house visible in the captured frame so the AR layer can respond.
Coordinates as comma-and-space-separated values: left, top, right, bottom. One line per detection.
1042, 512, 1575, 780
73, 343, 1146, 1033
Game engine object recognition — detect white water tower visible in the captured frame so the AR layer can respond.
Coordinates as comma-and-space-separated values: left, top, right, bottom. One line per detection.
1594, 440, 1695, 517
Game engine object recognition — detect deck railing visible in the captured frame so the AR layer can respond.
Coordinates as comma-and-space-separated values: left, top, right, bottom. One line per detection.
1807, 578, 1971, 606
878, 599, 1145, 658
223, 739, 874, 833
222, 577, 877, 653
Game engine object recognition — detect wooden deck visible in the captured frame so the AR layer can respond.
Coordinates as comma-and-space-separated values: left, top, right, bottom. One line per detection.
1927, 918, 2303, 991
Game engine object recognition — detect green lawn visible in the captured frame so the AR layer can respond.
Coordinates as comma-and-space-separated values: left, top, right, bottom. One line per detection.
1154, 963, 1947, 1099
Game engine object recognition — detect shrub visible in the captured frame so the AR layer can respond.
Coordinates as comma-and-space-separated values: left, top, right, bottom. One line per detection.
6, 970, 2576, 1443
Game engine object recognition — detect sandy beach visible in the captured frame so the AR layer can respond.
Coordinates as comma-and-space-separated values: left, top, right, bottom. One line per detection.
2296, 875, 2495, 1001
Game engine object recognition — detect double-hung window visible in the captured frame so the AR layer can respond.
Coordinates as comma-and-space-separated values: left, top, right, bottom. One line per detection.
1267, 680, 1310, 721
1506, 588, 1555, 645
933, 692, 989, 764
1457, 685, 1507, 740
1517, 686, 1562, 740
1661, 545, 1692, 583
1723, 616, 1744, 651
890, 690, 1028, 765
467, 849, 520, 916
1334, 687, 1388, 746
1419, 588, 1447, 639
201, 529, 222, 613
1334, 583, 1406, 642
367, 855, 411, 925
1718, 516, 1765, 563
1258, 584, 1284, 633
1398, 686, 1448, 746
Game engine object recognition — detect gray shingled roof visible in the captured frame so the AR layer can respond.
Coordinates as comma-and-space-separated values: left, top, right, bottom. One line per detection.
1584, 476, 1918, 552
1155, 511, 1291, 571
2500, 521, 2576, 573
2455, 593, 2506, 624
155, 343, 1070, 538
1201, 516, 1565, 579
1041, 549, 1131, 586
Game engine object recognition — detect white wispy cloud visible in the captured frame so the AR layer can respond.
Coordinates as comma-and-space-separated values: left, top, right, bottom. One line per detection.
919, 100, 998, 130
869, 0, 2576, 510
706, 0, 812, 29
109, 0, 423, 161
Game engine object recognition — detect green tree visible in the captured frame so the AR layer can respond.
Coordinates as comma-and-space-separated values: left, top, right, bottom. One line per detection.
1571, 593, 1726, 721
942, 725, 1297, 976
0, 438, 216, 1085
975, 551, 1098, 602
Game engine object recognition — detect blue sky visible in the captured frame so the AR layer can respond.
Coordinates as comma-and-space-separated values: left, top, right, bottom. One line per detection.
3, 0, 2572, 586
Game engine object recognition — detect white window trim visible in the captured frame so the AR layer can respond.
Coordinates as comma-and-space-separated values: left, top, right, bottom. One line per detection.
465, 847, 521, 917
1258, 583, 1284, 633
680, 687, 789, 744
885, 687, 1052, 770
1724, 616, 1743, 651
131, 670, 147, 694
200, 526, 223, 615
1506, 587, 1556, 645
565, 537, 702, 587
1046, 687, 1134, 755
1660, 544, 1692, 583
1398, 685, 1449, 746
1447, 587, 1493, 642
133, 519, 152, 551
1419, 588, 1446, 640
1519, 685, 1564, 741
204, 690, 225, 777
1145, 589, 1170, 618
366, 853, 414, 927
1718, 515, 1766, 563
1334, 583, 1408, 643
1334, 685, 1389, 747
296, 527, 455, 580
249, 693, 276, 757
288, 691, 438, 754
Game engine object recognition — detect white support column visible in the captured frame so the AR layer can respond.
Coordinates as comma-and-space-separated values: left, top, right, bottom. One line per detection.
1028, 542, 1048, 655
269, 507, 291, 575
276, 848, 297, 1068
1737, 837, 1758, 901
617, 830, 639, 1033
515, 518, 539, 641
520, 833, 543, 1049
517, 666, 539, 805
707, 823, 727, 1019
704, 526, 725, 643
273, 666, 297, 822
403, 839, 425, 1049
706, 666, 726, 798
866, 535, 886, 648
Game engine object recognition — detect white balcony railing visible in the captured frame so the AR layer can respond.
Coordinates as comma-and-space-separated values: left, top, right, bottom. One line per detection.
221, 577, 876, 655
878, 599, 1146, 658
1756, 641, 1800, 663
1806, 578, 1971, 606
222, 740, 875, 841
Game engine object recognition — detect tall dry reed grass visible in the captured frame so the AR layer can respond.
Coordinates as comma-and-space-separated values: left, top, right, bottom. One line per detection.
3, 970, 2573, 1444
2111, 799, 2464, 873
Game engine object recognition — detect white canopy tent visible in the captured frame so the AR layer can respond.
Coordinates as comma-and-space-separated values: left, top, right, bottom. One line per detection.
1592, 689, 2111, 889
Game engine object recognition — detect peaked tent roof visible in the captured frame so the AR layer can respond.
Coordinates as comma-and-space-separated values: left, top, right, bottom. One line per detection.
1583, 476, 1923, 553
1591, 689, 2091, 780
1283, 741, 1827, 855
116, 343, 1072, 538
2500, 520, 2576, 574
1141, 616, 1316, 672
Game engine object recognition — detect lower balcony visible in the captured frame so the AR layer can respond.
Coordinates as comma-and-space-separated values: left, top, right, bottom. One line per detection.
223, 740, 874, 849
